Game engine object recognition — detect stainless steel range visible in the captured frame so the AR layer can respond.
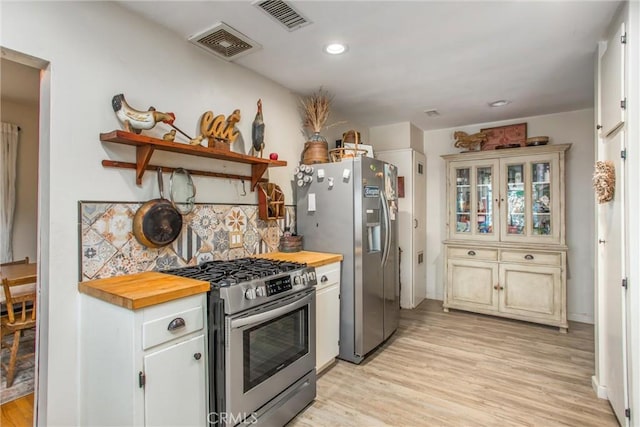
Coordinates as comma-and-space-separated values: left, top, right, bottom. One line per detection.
166, 258, 317, 426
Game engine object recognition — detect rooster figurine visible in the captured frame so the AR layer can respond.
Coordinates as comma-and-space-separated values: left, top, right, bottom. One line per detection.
112, 94, 175, 134
251, 99, 265, 157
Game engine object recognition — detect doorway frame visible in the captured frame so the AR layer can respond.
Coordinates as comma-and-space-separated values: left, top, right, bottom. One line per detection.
1, 46, 50, 426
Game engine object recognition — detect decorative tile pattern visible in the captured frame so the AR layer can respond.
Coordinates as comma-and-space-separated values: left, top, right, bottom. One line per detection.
79, 202, 296, 280
92, 205, 135, 249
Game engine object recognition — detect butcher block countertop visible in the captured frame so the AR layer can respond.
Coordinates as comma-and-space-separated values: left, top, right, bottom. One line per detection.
253, 251, 343, 268
78, 272, 209, 310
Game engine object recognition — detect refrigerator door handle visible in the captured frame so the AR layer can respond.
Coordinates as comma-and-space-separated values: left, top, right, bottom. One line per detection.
380, 192, 391, 267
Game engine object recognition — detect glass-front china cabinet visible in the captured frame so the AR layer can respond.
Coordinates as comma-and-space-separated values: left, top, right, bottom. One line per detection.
442, 144, 570, 332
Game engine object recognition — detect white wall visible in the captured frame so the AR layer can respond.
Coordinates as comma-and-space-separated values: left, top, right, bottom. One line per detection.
424, 109, 595, 323
0, 98, 39, 262
323, 109, 370, 151
1, 2, 309, 424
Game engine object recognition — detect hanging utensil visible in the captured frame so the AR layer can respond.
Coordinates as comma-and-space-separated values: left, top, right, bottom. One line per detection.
169, 168, 196, 214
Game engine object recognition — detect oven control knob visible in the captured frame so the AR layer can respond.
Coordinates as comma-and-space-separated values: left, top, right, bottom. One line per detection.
309, 271, 317, 281
256, 286, 266, 297
245, 288, 257, 300
294, 275, 303, 285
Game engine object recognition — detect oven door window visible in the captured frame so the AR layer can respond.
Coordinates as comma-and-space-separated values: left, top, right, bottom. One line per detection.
243, 305, 309, 392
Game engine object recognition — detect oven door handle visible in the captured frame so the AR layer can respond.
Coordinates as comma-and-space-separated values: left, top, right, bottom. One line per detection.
230, 292, 312, 329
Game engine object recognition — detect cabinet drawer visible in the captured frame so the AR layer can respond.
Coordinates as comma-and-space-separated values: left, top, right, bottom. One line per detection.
143, 303, 204, 350
315, 263, 340, 291
500, 250, 562, 266
448, 247, 498, 261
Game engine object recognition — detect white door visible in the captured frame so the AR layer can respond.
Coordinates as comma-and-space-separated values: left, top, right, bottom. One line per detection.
598, 130, 628, 424
316, 282, 340, 372
601, 23, 625, 136
413, 152, 427, 306
144, 334, 207, 426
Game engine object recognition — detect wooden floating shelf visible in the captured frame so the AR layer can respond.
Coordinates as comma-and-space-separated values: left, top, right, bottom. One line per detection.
100, 130, 287, 190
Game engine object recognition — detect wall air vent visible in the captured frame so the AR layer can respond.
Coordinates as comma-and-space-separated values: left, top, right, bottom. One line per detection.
253, 0, 311, 32
188, 22, 261, 61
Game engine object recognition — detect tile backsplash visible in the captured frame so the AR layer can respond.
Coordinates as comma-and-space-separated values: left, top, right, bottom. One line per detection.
79, 202, 296, 281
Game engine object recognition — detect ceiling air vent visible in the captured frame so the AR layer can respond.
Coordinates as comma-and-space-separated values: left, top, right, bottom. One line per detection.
188, 22, 261, 61
253, 0, 311, 32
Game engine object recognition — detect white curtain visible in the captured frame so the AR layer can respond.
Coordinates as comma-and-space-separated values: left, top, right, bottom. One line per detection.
0, 122, 19, 263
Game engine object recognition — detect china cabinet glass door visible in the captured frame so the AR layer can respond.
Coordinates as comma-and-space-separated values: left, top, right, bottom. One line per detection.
475, 166, 495, 235
506, 163, 525, 236
531, 161, 552, 235
450, 160, 499, 241
500, 155, 560, 242
454, 167, 471, 235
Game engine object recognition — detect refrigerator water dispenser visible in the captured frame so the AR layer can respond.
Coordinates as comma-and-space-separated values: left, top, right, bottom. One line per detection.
366, 209, 381, 252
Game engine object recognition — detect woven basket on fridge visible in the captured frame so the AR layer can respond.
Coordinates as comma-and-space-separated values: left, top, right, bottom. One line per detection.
329, 130, 368, 162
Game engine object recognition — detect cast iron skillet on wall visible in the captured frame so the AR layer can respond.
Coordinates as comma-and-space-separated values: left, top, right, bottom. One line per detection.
133, 168, 183, 248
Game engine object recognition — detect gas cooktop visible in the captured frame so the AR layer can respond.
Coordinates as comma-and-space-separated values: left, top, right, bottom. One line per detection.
165, 257, 317, 314
164, 258, 307, 287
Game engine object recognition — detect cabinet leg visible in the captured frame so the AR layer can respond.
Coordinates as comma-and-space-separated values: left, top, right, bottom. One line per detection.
443, 307, 450, 313
559, 327, 568, 334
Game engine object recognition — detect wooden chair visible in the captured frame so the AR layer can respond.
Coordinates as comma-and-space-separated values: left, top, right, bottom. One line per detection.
1, 259, 36, 387
0, 257, 34, 309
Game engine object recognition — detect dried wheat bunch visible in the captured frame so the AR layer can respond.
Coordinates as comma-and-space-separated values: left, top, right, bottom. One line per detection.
300, 88, 332, 133
593, 160, 615, 204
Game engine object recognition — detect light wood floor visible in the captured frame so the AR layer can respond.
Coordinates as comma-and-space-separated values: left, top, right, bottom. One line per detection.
0, 393, 33, 427
290, 299, 618, 427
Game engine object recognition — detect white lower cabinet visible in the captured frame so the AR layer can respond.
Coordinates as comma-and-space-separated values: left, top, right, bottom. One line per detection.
447, 259, 498, 312
79, 293, 208, 426
315, 262, 341, 373
144, 334, 207, 427
499, 263, 562, 323
444, 245, 567, 331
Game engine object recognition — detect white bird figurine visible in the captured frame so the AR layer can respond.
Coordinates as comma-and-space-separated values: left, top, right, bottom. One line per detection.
112, 93, 175, 134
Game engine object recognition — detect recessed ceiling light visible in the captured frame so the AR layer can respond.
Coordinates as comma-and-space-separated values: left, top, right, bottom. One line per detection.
489, 100, 510, 107
324, 43, 347, 55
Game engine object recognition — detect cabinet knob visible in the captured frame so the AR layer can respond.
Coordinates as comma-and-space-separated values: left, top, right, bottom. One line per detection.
524, 254, 534, 260
167, 317, 186, 331
467, 250, 476, 256
194, 352, 202, 361
321, 275, 328, 282
499, 286, 504, 290
493, 284, 499, 290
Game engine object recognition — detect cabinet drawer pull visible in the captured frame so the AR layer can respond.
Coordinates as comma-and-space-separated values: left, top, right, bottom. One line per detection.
167, 317, 186, 331
467, 250, 476, 256
524, 254, 534, 260
321, 275, 328, 283
193, 352, 202, 361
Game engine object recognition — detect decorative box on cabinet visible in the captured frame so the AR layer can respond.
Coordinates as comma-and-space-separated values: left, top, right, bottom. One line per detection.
315, 262, 341, 373
377, 149, 427, 308
79, 288, 208, 426
442, 144, 570, 332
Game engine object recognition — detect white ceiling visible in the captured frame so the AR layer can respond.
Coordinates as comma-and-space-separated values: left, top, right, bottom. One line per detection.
14, 1, 622, 131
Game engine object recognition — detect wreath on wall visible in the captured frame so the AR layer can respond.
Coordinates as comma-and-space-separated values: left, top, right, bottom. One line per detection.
593, 160, 616, 204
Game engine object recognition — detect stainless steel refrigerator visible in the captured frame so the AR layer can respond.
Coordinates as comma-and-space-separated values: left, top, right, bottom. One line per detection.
296, 156, 399, 364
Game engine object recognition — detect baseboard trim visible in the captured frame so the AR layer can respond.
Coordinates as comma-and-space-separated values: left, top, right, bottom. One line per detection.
592, 375, 608, 399
568, 313, 594, 324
